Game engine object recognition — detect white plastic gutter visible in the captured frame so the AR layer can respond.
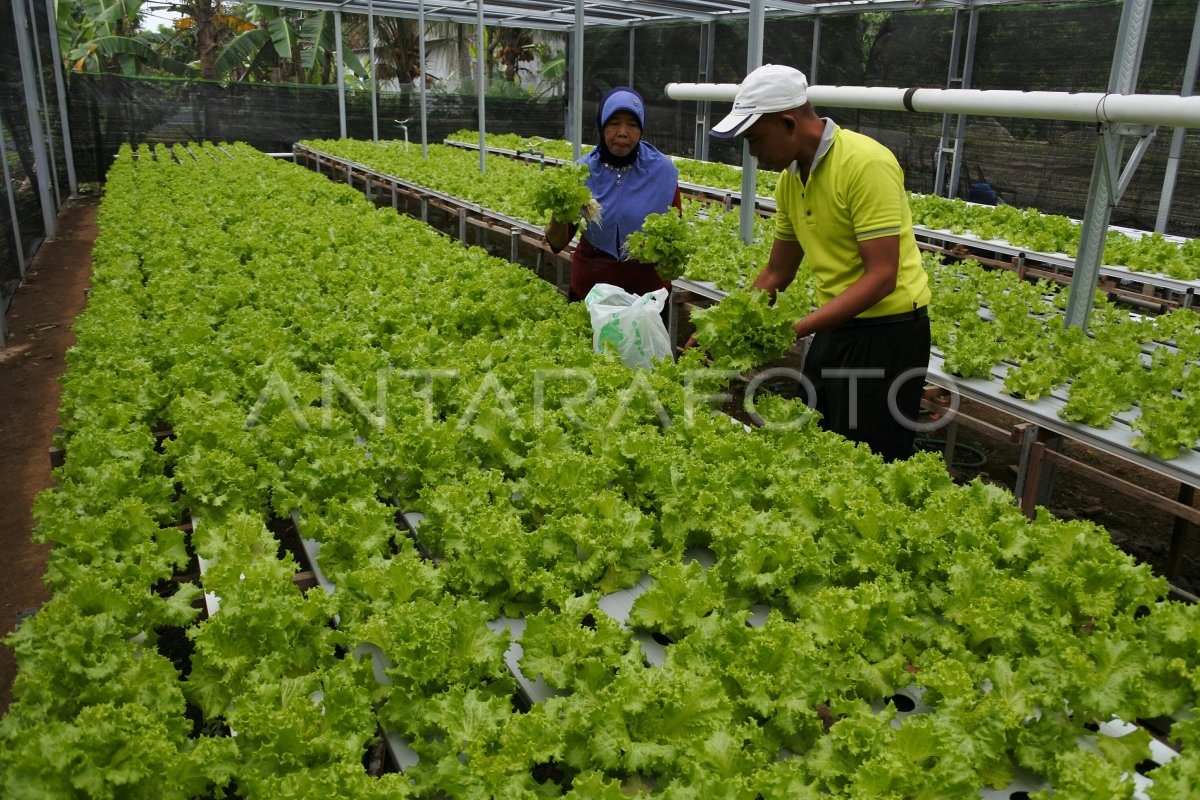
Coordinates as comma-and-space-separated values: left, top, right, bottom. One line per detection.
665, 84, 1200, 129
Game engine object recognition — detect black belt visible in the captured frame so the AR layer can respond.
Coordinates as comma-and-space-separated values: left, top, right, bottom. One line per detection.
834, 305, 928, 329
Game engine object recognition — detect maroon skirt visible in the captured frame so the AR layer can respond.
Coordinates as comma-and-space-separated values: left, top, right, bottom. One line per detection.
569, 236, 671, 301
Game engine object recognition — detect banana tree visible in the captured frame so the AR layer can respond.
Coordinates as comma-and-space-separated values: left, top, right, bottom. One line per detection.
214, 6, 365, 84
297, 10, 366, 85
57, 0, 193, 75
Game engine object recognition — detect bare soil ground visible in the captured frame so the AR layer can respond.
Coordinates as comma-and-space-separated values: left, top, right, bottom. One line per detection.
0, 193, 1195, 719
0, 195, 97, 715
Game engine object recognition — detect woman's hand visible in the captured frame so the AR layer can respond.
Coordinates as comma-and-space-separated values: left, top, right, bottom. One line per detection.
544, 219, 575, 253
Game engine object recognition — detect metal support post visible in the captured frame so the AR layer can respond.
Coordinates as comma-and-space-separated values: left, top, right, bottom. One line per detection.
459, 208, 468, 244
26, 0, 60, 209
335, 12, 347, 138
942, 417, 960, 467
809, 17, 820, 84
12, 0, 56, 237
570, 1, 584, 161
1064, 0, 1153, 331
44, 0, 77, 195
0, 120, 27, 279
667, 292, 680, 354
419, 0, 428, 157
934, 9, 977, 199
739, 0, 764, 246
510, 228, 520, 264
695, 22, 715, 161
1155, 2, 1200, 233
476, 0, 486, 174
628, 27, 635, 87
946, 9, 979, 202
369, 0, 378, 142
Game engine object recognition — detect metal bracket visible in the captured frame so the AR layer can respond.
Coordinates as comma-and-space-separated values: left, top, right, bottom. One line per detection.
1098, 122, 1158, 205
516, 149, 546, 170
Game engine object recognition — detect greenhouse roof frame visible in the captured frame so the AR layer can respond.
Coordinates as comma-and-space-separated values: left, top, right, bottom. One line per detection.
247, 0, 1087, 30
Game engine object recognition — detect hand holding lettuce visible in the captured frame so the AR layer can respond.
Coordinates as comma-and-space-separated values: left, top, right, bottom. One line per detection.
531, 163, 602, 226
689, 287, 810, 372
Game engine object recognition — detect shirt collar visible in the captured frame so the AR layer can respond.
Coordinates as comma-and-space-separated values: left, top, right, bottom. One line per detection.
787, 117, 837, 174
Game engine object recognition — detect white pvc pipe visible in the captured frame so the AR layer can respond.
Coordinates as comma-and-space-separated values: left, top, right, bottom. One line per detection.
666, 83, 1200, 128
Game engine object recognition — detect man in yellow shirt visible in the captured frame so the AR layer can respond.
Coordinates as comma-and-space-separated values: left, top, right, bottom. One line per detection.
711, 64, 931, 462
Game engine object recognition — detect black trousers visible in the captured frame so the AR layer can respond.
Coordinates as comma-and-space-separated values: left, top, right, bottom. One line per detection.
801, 309, 931, 462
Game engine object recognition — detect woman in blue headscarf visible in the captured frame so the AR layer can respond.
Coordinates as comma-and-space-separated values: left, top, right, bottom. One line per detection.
544, 86, 682, 301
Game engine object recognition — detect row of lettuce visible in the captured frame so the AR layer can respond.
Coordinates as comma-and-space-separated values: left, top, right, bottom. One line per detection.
443, 130, 1200, 282
3, 141, 1199, 799
301, 138, 1200, 461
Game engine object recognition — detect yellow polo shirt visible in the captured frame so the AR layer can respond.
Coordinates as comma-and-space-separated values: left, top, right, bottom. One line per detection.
774, 122, 930, 317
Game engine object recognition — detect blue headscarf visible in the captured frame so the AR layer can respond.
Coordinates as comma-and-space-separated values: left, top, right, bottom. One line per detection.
579, 87, 679, 260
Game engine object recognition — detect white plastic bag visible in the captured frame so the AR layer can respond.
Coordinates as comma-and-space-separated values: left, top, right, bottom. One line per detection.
584, 283, 672, 370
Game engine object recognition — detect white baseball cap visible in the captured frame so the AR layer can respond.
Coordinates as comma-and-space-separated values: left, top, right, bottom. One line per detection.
710, 64, 809, 138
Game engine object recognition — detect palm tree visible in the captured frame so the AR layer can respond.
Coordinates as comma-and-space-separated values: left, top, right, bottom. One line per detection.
164, 0, 230, 79
367, 16, 422, 87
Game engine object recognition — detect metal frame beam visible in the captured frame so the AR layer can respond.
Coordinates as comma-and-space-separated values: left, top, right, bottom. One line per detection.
1064, 0, 1153, 331
739, 0, 764, 245
12, 0, 56, 237
570, 0, 584, 160
43, 0, 76, 196
419, 0, 429, 156
335, 11, 347, 137
369, 0, 379, 141
247, 0, 1086, 30
1155, 1, 1200, 233
695, 21, 716, 160
0, 119, 27, 281
477, 0, 486, 172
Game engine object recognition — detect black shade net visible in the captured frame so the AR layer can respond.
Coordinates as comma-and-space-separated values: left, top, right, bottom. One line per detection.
65, 74, 566, 184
